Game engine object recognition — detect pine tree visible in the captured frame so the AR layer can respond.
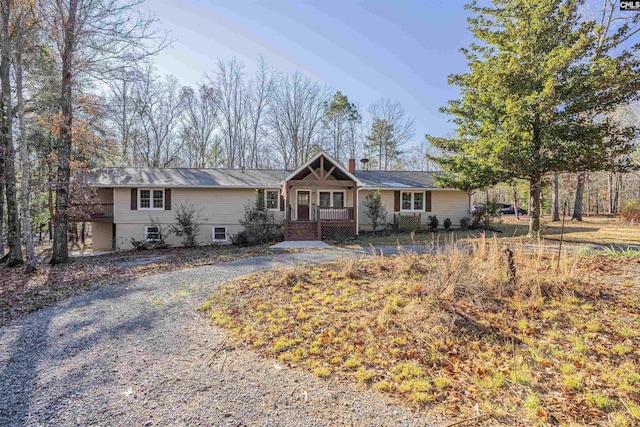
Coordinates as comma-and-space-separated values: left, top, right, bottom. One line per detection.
427, 0, 639, 236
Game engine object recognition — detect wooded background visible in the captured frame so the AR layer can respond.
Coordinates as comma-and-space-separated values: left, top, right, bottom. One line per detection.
0, 0, 638, 268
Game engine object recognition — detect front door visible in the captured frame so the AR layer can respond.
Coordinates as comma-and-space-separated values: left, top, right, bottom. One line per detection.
297, 191, 310, 220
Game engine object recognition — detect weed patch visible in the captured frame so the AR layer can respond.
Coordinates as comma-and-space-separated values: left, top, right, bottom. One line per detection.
201, 241, 640, 425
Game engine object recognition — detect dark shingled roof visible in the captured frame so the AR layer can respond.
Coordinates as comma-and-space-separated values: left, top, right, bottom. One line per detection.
87, 167, 290, 188
86, 167, 445, 189
355, 171, 443, 189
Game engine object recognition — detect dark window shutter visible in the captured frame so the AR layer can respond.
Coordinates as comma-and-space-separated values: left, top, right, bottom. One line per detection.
131, 188, 137, 210
280, 195, 285, 211
165, 189, 171, 210
426, 191, 432, 212
394, 191, 400, 211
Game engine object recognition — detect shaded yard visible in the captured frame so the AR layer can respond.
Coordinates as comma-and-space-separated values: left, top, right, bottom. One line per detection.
0, 245, 272, 327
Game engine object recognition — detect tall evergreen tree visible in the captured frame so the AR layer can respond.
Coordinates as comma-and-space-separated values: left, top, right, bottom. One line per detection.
323, 90, 360, 162
366, 118, 395, 171
427, 0, 639, 235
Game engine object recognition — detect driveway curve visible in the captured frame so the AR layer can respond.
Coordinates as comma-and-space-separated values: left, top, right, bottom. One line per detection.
0, 250, 436, 427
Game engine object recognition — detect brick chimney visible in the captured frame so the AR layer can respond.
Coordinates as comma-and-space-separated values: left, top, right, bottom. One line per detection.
347, 158, 356, 174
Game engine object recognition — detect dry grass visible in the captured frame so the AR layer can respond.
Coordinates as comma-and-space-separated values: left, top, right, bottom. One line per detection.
201, 239, 640, 426
347, 216, 640, 248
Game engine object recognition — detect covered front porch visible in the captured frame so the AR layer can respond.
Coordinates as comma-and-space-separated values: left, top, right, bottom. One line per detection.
282, 152, 361, 241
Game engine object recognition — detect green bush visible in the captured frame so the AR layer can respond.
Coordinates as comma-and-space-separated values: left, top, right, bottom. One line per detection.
459, 217, 470, 229
443, 218, 452, 230
472, 200, 502, 228
230, 230, 250, 246
234, 191, 283, 246
130, 219, 169, 250
619, 199, 640, 223
364, 190, 388, 233
427, 215, 439, 232
169, 203, 202, 247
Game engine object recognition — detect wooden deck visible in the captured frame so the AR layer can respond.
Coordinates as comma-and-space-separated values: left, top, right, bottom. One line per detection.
69, 204, 114, 222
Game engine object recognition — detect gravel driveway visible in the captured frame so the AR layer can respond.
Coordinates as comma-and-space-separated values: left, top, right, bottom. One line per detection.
0, 250, 437, 427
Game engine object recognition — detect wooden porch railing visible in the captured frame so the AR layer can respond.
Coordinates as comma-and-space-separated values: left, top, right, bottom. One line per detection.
70, 203, 114, 221
92, 204, 114, 218
317, 207, 354, 221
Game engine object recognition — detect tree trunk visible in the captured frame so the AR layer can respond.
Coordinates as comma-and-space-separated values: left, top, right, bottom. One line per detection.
0, 167, 4, 256
528, 177, 542, 236
513, 186, 519, 220
15, 26, 36, 272
612, 173, 622, 214
572, 172, 585, 221
551, 172, 560, 221
608, 172, 614, 214
586, 172, 590, 216
51, 0, 78, 265
0, 1, 23, 266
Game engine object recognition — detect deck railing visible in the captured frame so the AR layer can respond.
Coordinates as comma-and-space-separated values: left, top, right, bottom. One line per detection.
96, 204, 114, 218
70, 203, 114, 220
317, 207, 354, 222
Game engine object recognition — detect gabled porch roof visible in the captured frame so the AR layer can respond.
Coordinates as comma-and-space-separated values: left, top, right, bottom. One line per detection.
283, 151, 363, 186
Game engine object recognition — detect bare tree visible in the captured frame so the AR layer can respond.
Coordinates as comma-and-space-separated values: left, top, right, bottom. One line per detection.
40, 0, 166, 264
106, 64, 146, 163
213, 57, 246, 168
367, 98, 414, 170
269, 71, 328, 168
0, 0, 23, 266
134, 70, 185, 167
405, 139, 441, 171
181, 81, 220, 167
244, 56, 275, 168
14, 1, 37, 271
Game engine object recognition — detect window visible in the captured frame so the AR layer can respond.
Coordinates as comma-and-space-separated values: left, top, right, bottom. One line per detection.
140, 190, 151, 208
153, 190, 164, 208
318, 190, 345, 208
266, 190, 279, 210
401, 192, 425, 212
319, 192, 331, 208
145, 225, 161, 241
401, 192, 412, 210
333, 192, 344, 208
413, 192, 424, 211
212, 226, 227, 242
139, 188, 164, 210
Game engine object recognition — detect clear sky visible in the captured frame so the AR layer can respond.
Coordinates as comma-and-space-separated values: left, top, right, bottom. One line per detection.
147, 0, 476, 146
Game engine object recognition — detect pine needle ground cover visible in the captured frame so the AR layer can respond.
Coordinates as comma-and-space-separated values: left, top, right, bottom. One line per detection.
201, 239, 640, 426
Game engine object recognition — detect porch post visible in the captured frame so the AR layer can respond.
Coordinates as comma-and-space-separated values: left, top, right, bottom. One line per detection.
285, 185, 291, 240
316, 206, 321, 240
285, 186, 291, 221
353, 186, 358, 236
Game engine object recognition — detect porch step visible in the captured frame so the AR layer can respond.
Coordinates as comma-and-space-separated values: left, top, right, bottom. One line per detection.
286, 222, 318, 241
